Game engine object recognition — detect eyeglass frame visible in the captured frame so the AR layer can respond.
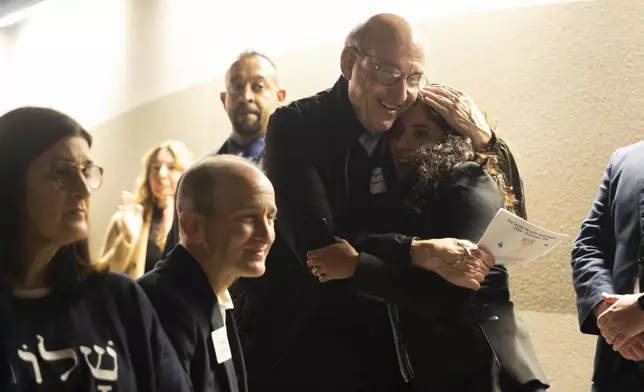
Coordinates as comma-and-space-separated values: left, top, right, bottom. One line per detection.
50, 161, 104, 191
351, 46, 429, 91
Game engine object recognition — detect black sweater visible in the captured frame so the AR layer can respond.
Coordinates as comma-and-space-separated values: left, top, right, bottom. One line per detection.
3, 272, 192, 392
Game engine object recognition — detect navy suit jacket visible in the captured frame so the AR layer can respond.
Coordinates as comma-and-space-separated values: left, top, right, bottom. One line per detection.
571, 140, 644, 384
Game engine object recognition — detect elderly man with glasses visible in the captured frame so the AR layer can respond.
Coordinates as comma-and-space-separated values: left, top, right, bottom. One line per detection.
232, 13, 547, 392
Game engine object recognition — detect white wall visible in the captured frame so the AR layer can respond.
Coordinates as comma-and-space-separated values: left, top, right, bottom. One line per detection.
0, 0, 586, 128
0, 0, 128, 126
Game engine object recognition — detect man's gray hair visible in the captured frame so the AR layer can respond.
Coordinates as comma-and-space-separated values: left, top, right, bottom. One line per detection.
344, 22, 368, 49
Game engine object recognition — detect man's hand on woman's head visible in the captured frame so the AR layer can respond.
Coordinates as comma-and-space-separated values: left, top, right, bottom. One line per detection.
421, 84, 492, 150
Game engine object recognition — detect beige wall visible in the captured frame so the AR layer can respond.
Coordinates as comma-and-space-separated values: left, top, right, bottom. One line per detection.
3, 0, 644, 390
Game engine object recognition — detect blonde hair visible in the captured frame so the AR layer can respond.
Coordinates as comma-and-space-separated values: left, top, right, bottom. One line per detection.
134, 139, 193, 213
133, 140, 192, 250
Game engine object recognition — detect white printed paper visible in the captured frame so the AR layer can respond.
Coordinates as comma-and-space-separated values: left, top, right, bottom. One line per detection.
477, 209, 568, 264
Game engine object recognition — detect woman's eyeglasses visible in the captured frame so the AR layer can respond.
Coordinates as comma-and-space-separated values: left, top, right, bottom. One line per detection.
51, 161, 104, 191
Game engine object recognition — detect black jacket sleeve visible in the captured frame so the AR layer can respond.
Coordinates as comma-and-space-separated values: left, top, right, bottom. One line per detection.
263, 106, 335, 263
571, 156, 617, 335
351, 235, 473, 314
351, 162, 505, 313
433, 161, 509, 303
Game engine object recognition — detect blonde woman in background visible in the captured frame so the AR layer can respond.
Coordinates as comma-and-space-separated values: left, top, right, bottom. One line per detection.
100, 140, 192, 278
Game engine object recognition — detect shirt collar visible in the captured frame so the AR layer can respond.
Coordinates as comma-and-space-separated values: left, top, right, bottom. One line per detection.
216, 289, 234, 325
226, 136, 265, 163
359, 132, 383, 157
216, 289, 234, 311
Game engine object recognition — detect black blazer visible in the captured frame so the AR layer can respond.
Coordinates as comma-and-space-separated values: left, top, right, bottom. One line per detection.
138, 245, 246, 392
571, 140, 644, 387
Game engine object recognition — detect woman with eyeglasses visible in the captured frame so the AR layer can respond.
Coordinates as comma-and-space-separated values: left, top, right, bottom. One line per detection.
99, 140, 192, 278
0, 107, 192, 391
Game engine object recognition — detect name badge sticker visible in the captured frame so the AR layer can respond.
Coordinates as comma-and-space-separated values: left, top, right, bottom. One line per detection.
370, 167, 386, 194
211, 326, 232, 364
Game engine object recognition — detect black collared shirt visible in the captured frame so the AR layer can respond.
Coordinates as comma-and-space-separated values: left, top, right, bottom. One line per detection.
138, 245, 246, 392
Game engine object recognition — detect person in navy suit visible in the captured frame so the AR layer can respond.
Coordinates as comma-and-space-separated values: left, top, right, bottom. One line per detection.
572, 140, 644, 392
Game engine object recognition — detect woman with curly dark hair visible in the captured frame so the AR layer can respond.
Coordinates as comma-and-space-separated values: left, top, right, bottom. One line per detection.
0, 107, 192, 391
395, 100, 517, 213
308, 99, 547, 391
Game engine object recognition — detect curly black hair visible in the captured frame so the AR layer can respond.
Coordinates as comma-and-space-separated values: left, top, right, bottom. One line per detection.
409, 102, 517, 213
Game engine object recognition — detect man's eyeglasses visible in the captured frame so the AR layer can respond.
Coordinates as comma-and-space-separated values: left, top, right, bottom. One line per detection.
51, 161, 104, 191
352, 47, 428, 92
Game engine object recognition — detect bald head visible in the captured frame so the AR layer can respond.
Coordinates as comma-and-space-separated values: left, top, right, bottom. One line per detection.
345, 13, 423, 56
224, 51, 279, 88
177, 155, 276, 282
222, 51, 286, 145
177, 155, 270, 217
341, 14, 426, 134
